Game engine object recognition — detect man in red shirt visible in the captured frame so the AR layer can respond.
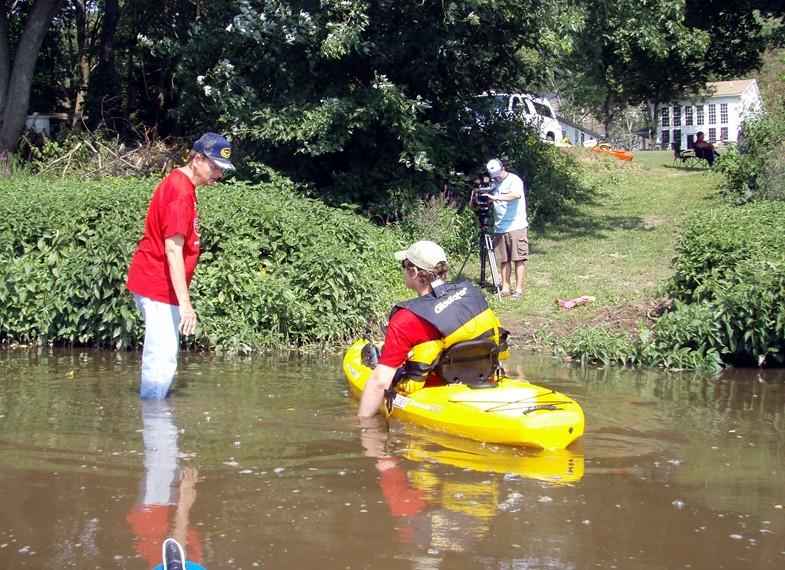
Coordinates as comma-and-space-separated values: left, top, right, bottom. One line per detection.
127, 132, 235, 399
693, 131, 718, 166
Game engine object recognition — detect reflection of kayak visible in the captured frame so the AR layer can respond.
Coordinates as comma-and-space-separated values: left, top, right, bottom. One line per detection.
398, 428, 584, 484
343, 339, 584, 449
586, 143, 634, 161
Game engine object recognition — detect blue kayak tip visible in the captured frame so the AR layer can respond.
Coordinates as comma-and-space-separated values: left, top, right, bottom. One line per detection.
152, 563, 206, 570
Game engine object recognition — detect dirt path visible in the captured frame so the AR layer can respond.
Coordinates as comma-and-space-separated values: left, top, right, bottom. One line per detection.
501, 299, 667, 351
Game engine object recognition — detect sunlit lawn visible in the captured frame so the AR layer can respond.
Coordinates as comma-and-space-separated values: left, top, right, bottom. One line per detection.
490, 148, 724, 327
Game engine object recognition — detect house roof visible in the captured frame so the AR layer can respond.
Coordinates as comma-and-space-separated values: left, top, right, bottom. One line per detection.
705, 79, 756, 97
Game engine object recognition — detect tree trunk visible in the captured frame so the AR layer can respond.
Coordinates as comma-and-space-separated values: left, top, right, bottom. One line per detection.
0, 0, 66, 153
86, 0, 120, 132
0, 8, 11, 113
603, 93, 615, 139
72, 0, 88, 130
649, 101, 660, 150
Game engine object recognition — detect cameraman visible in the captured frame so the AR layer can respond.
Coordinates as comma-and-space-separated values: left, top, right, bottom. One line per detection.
483, 158, 528, 298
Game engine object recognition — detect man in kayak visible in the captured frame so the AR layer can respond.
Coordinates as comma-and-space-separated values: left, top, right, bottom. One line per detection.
357, 240, 507, 418
127, 132, 236, 400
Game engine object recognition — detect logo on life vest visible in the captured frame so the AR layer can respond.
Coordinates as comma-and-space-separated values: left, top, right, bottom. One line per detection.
434, 286, 468, 314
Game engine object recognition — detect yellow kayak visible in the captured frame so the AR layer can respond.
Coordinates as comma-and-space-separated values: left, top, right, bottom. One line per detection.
343, 339, 584, 449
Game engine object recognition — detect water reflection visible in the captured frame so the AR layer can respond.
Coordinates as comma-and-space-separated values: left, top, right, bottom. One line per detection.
127, 400, 202, 568
0, 348, 784, 569
359, 421, 584, 567
362, 424, 497, 561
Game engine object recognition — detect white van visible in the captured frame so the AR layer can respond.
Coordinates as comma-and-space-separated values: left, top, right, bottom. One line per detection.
474, 92, 563, 142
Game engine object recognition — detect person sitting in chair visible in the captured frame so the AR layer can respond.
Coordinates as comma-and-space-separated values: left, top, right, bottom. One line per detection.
357, 240, 508, 418
693, 131, 718, 166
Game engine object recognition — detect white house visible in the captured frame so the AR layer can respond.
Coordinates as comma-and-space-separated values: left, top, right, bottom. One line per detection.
556, 115, 602, 147
654, 79, 762, 150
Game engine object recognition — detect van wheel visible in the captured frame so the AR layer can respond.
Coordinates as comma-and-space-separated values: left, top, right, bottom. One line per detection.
546, 133, 555, 141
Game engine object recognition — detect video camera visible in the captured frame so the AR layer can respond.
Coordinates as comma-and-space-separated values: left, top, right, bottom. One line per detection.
471, 176, 494, 226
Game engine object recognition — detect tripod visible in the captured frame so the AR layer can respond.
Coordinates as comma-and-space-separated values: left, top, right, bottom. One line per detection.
458, 222, 503, 301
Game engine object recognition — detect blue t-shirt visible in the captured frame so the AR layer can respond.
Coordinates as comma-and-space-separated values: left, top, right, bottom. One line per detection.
491, 172, 528, 233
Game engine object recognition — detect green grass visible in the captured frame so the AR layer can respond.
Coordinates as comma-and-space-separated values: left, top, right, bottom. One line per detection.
488, 149, 724, 332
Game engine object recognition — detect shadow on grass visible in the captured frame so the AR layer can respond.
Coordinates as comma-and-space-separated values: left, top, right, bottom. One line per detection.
531, 158, 717, 246
532, 192, 649, 245
662, 163, 710, 172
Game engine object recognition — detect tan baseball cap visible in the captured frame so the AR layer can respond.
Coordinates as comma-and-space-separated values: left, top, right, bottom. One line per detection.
394, 241, 447, 272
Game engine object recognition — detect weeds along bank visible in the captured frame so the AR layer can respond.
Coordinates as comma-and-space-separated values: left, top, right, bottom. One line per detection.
3, 149, 783, 366
0, 137, 594, 353
545, 199, 785, 370
0, 175, 406, 351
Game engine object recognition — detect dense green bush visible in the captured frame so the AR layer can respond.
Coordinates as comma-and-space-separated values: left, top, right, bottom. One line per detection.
715, 97, 785, 204
545, 201, 785, 369
0, 174, 406, 351
0, 177, 148, 348
666, 202, 785, 366
668, 202, 785, 303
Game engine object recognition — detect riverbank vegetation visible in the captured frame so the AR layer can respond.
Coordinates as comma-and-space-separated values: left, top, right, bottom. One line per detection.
1, 3, 783, 369
2, 136, 783, 370
0, 174, 405, 351
537, 98, 785, 370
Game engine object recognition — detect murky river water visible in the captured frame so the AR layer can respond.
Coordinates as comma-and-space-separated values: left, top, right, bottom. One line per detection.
0, 347, 783, 569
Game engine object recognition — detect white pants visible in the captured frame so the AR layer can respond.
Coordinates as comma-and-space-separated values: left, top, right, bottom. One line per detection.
134, 294, 180, 400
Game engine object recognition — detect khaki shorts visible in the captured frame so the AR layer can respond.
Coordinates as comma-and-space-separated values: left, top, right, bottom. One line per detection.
492, 229, 529, 263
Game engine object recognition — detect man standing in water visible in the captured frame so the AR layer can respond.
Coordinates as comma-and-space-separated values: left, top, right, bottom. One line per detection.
127, 132, 235, 399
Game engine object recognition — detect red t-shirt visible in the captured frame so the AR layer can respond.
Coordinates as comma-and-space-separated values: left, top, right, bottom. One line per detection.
126, 504, 203, 566
126, 170, 200, 304
378, 308, 442, 368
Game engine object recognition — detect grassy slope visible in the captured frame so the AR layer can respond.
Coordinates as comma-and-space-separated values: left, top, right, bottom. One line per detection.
492, 149, 724, 346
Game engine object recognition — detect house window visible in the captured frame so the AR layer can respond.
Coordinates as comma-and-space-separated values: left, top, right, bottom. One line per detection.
720, 127, 728, 141
684, 106, 693, 126
709, 128, 716, 142
661, 107, 670, 127
696, 105, 704, 126
673, 129, 682, 147
720, 103, 728, 124
661, 129, 671, 148
672, 106, 681, 127
708, 104, 716, 125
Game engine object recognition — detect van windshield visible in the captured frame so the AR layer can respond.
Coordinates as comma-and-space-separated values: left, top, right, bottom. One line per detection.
529, 100, 554, 118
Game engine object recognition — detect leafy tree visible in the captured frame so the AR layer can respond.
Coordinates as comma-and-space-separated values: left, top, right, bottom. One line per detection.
555, 0, 706, 137
174, 0, 561, 211
553, 0, 781, 138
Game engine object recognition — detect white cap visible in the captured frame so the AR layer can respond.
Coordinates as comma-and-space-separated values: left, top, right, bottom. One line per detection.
486, 158, 503, 177
394, 241, 447, 272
